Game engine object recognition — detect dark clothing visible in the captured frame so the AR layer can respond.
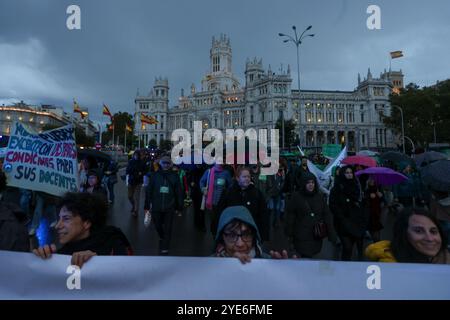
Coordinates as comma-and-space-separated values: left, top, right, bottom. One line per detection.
329, 180, 367, 238
250, 172, 271, 200
364, 185, 383, 232
0, 200, 29, 252
144, 170, 184, 212
126, 159, 146, 186
285, 172, 337, 257
189, 166, 206, 231
218, 182, 270, 241
340, 234, 364, 261
58, 226, 133, 256
152, 210, 175, 254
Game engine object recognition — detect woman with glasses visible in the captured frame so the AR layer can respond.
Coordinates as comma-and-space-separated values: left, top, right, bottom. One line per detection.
329, 165, 368, 261
214, 206, 295, 264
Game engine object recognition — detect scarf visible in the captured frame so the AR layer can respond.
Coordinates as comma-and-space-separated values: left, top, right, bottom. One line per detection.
206, 166, 222, 210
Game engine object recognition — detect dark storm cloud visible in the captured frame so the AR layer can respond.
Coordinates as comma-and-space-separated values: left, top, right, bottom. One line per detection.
1, 0, 449, 124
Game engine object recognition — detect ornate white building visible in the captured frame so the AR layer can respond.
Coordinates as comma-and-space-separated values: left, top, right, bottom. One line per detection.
135, 34, 404, 152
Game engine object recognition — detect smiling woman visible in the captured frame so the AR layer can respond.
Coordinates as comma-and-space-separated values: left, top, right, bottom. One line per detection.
365, 208, 450, 264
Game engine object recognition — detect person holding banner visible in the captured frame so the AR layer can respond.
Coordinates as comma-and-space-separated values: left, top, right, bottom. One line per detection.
33, 192, 132, 268
214, 206, 295, 264
365, 208, 449, 264
0, 169, 29, 252
329, 166, 368, 261
285, 172, 338, 259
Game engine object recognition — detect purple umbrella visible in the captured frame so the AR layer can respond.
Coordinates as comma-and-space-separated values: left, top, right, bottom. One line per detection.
355, 167, 408, 186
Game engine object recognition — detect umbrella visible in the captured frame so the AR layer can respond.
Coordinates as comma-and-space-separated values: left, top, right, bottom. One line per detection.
355, 167, 408, 186
414, 151, 447, 168
77, 148, 111, 163
342, 155, 377, 168
421, 160, 450, 192
380, 151, 415, 167
357, 150, 379, 157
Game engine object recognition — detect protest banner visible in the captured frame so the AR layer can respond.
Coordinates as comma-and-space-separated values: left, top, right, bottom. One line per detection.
0, 250, 449, 300
2, 122, 79, 196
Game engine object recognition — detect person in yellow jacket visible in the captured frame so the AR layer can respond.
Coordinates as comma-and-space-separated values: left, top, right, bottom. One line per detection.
366, 208, 449, 264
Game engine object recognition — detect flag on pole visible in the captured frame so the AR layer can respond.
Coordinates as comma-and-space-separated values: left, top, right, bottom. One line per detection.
141, 113, 158, 124
73, 100, 82, 114
390, 51, 404, 59
102, 104, 113, 119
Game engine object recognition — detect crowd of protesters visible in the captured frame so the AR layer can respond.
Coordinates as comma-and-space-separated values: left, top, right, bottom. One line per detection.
0, 147, 449, 268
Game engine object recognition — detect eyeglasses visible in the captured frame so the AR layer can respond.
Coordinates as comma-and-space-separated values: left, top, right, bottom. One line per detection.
223, 231, 253, 243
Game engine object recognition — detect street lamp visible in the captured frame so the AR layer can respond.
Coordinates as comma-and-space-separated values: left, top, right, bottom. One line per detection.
279, 25, 314, 148
391, 105, 405, 154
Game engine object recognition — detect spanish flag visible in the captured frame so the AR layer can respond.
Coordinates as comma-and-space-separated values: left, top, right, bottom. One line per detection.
126, 124, 133, 132
390, 51, 403, 59
102, 104, 112, 119
141, 113, 158, 124
73, 100, 82, 113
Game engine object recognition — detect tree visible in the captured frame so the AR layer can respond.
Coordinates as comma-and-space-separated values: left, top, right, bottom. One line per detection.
275, 118, 297, 148
101, 112, 135, 149
148, 139, 157, 149
159, 139, 173, 151
384, 80, 450, 149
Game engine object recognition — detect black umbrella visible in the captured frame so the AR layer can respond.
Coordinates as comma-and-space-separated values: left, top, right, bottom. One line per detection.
380, 151, 415, 167
421, 160, 450, 192
415, 151, 447, 168
77, 148, 111, 163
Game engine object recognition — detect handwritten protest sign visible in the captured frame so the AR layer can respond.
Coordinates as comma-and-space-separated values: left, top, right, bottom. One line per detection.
2, 122, 79, 196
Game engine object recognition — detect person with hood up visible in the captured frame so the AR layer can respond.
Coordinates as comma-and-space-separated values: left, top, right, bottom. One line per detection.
214, 206, 296, 264
285, 172, 338, 258
365, 208, 449, 264
33, 192, 132, 268
329, 165, 368, 261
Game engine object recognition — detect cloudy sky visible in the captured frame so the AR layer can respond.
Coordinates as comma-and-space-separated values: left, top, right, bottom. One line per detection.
1, 0, 449, 124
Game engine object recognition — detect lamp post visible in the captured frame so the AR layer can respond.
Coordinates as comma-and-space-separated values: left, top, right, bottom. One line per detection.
391, 105, 405, 154
279, 25, 314, 148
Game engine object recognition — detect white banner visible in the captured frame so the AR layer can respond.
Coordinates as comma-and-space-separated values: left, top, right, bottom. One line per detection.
3, 122, 79, 196
1, 251, 449, 300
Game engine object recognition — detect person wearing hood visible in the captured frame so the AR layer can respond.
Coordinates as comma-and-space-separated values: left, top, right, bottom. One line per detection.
329, 165, 368, 261
33, 192, 133, 268
218, 166, 270, 241
285, 172, 338, 258
365, 208, 449, 264
214, 206, 295, 264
